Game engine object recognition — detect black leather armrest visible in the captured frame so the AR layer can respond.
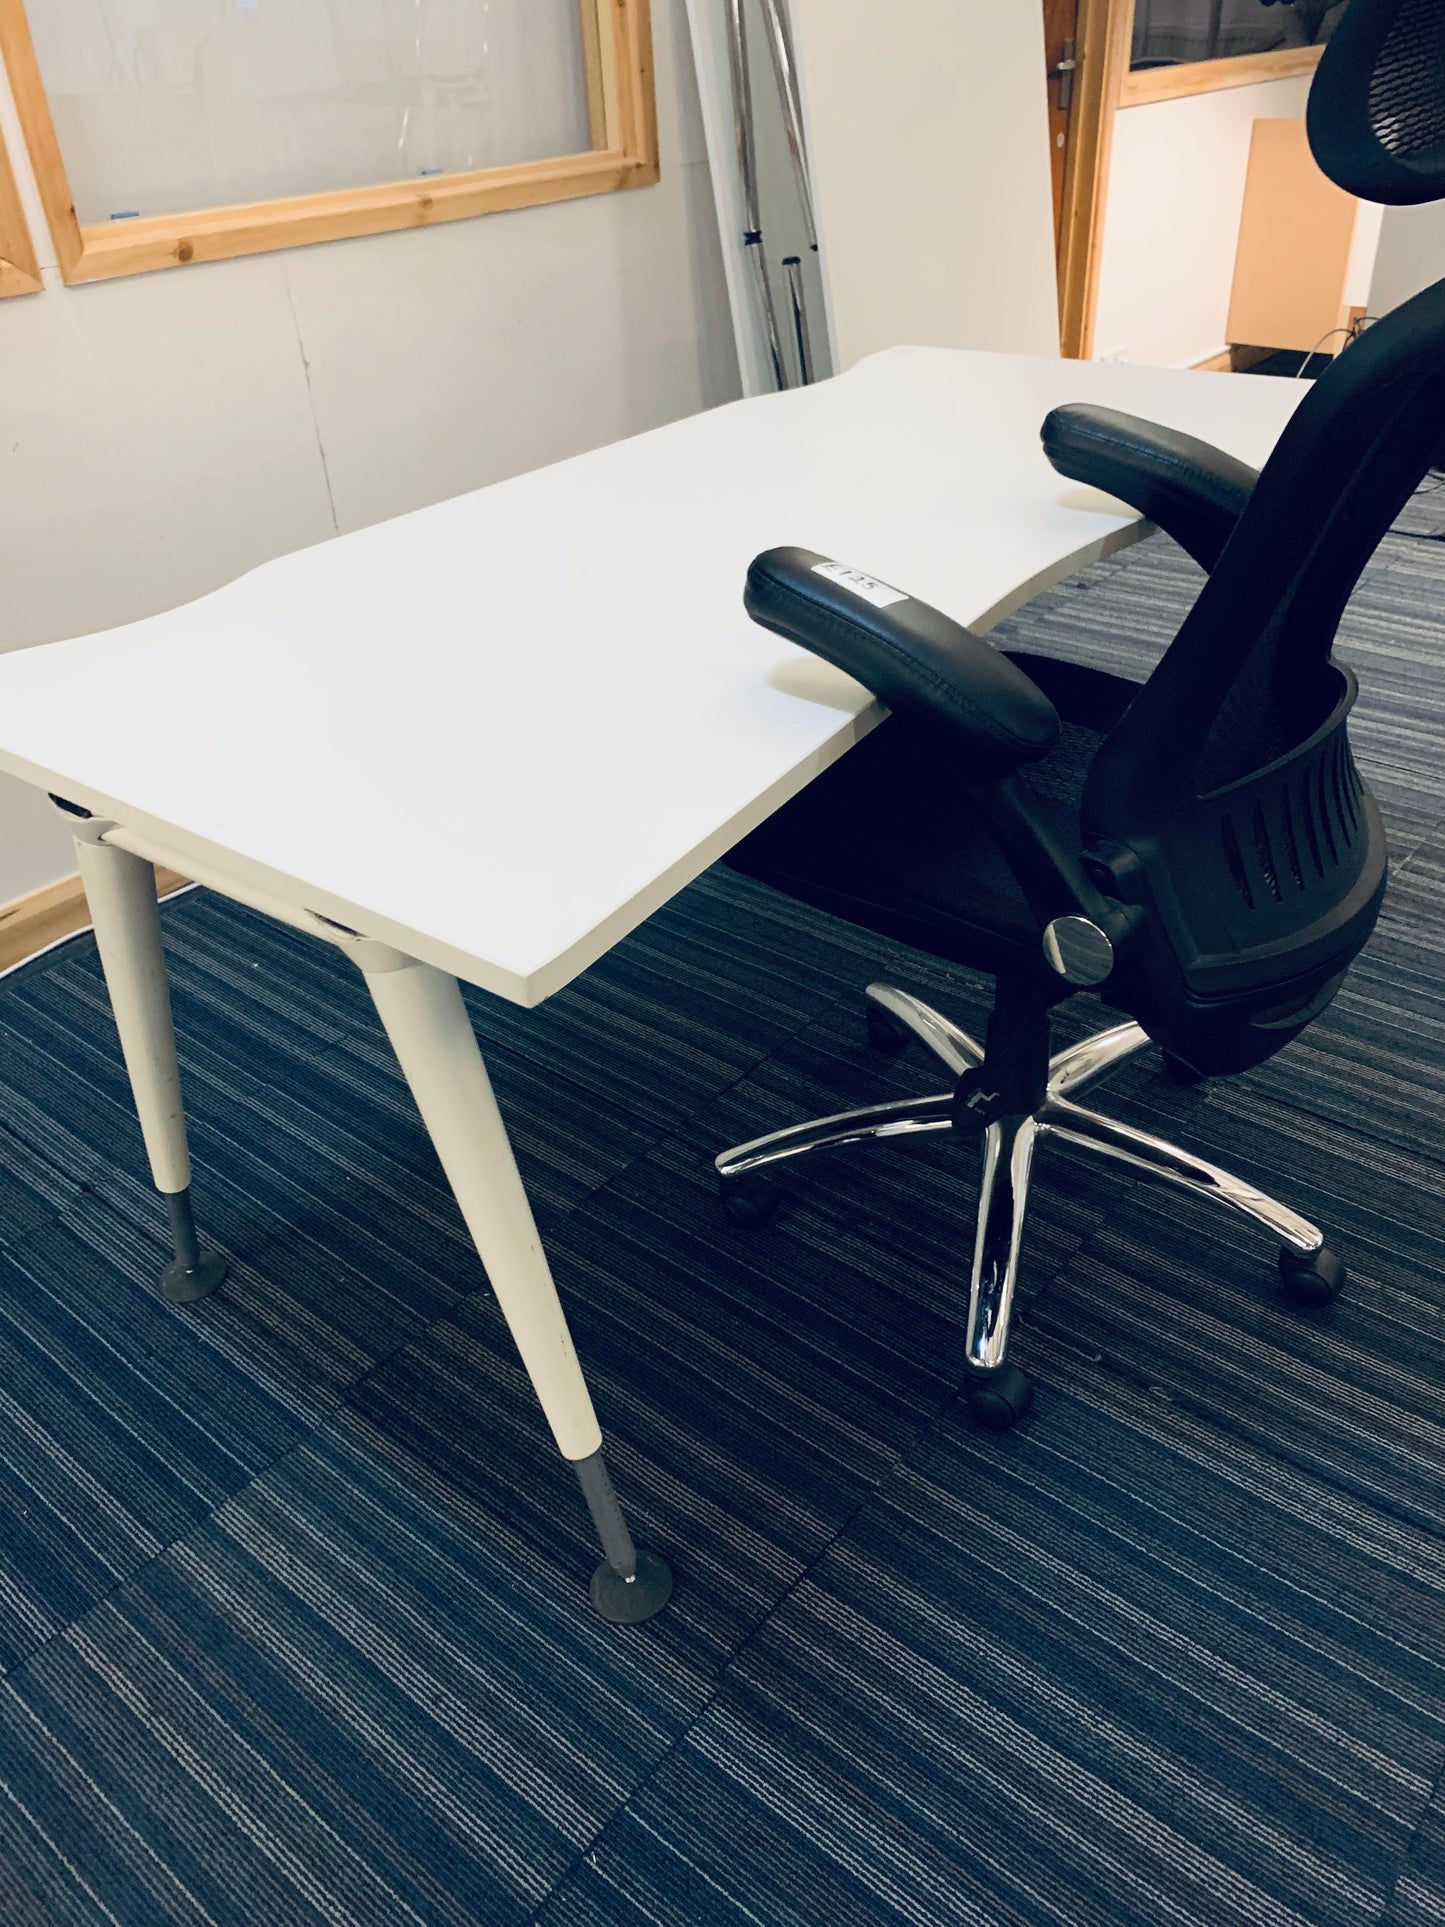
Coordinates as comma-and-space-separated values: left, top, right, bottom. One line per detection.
744, 547, 1060, 775
1041, 404, 1258, 571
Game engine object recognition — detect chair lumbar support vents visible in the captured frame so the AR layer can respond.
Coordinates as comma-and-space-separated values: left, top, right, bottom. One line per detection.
711, 0, 1445, 1432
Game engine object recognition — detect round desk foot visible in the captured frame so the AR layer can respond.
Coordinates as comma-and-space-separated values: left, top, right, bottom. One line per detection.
160, 1250, 228, 1304
589, 1549, 674, 1624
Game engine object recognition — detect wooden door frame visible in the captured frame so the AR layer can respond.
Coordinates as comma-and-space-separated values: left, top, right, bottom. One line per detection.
1056, 0, 1132, 359
1055, 0, 1327, 359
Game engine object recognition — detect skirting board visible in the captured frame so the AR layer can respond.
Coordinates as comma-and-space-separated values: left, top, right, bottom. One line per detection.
0, 865, 188, 974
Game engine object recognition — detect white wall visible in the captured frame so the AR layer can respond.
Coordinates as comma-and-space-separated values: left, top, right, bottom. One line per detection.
1370, 202, 1445, 317
0, 0, 739, 903
1093, 75, 1312, 369
789, 0, 1060, 370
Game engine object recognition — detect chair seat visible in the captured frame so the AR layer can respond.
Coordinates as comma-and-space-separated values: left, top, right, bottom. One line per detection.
727, 653, 1141, 973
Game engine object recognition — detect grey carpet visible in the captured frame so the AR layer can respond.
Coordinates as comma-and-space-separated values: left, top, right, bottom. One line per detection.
0, 500, 1441, 1925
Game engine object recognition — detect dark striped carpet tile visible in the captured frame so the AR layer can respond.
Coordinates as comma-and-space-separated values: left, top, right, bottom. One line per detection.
1385, 1779, 1445, 1924
6, 901, 658, 1235
1027, 1128, 1445, 1534
0, 1401, 708, 1927
453, 865, 870, 1139
1387, 474, 1445, 541
348, 1142, 968, 1686
0, 1118, 83, 1254
0, 1215, 309, 1674
1241, 829, 1445, 1165
540, 1357, 1445, 1927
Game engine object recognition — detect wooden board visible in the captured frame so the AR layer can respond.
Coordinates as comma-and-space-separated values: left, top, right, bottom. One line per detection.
1227, 117, 1360, 357
0, 866, 188, 974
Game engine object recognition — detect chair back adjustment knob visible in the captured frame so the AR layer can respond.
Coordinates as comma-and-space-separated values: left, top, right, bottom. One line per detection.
1042, 915, 1115, 986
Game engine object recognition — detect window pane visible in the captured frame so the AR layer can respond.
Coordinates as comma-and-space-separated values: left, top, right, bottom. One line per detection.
1131, 0, 1348, 69
27, 0, 596, 225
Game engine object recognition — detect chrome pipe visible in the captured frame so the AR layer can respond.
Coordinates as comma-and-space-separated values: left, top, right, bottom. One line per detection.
783, 254, 813, 385
1047, 1021, 1151, 1101
758, 0, 817, 247
746, 245, 788, 392
865, 983, 985, 1077
964, 1114, 1039, 1371
716, 1092, 953, 1181
1040, 1098, 1324, 1253
725, 0, 763, 234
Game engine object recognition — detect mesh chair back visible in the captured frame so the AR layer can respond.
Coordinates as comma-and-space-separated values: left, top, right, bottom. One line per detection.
1080, 279, 1445, 1070
1308, 0, 1445, 203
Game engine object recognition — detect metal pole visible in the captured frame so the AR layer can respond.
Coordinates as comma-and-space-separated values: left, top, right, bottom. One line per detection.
759, 0, 817, 248
725, 0, 788, 390
783, 254, 812, 386
759, 0, 820, 383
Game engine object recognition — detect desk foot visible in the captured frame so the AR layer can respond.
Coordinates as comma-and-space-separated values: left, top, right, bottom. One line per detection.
576, 1450, 674, 1624
590, 1550, 675, 1625
160, 1187, 228, 1304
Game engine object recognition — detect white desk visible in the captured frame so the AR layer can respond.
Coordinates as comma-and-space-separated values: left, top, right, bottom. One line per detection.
0, 348, 1305, 1618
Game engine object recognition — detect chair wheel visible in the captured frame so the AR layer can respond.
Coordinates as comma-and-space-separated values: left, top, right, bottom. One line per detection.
1278, 1244, 1346, 1308
866, 1005, 913, 1055
1162, 1051, 1206, 1087
720, 1173, 779, 1230
965, 1362, 1034, 1431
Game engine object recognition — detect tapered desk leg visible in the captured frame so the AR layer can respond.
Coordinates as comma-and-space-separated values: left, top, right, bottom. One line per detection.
73, 836, 227, 1304
358, 951, 673, 1624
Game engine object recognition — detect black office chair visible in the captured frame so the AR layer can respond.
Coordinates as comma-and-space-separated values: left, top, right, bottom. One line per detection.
713, 0, 1445, 1431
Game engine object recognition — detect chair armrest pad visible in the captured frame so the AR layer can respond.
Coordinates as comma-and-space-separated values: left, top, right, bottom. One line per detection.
1041, 403, 1258, 571
744, 547, 1060, 773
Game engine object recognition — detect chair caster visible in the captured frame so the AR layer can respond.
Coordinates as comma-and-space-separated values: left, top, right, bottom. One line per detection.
1161, 1051, 1206, 1087
866, 1004, 913, 1055
1278, 1244, 1346, 1308
720, 1173, 780, 1230
965, 1362, 1034, 1431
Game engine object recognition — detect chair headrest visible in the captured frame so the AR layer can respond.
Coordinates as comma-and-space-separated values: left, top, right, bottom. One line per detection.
1308, 0, 1445, 204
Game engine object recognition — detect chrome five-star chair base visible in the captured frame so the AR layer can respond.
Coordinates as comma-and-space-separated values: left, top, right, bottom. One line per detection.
715, 983, 1344, 1432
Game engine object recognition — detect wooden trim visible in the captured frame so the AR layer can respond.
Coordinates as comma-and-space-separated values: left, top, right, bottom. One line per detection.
0, 106, 40, 295
579, 0, 609, 151
1121, 42, 1323, 106
0, 866, 187, 974
0, 0, 80, 279
1190, 348, 1234, 372
1057, 0, 1133, 360
0, 0, 658, 287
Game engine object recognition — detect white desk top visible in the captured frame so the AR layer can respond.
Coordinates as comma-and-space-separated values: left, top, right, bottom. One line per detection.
0, 349, 1306, 1005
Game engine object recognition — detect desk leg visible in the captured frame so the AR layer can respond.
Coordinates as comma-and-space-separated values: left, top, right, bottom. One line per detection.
359, 952, 673, 1624
73, 837, 227, 1304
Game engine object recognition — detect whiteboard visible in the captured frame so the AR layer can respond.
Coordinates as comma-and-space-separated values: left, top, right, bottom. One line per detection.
26, 0, 595, 225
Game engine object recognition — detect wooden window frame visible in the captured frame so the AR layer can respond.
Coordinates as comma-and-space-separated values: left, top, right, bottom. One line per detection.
0, 106, 40, 295
1121, 42, 1323, 105
0, 0, 658, 287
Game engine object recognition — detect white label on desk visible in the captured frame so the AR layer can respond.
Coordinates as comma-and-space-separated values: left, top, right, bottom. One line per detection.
812, 563, 909, 610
